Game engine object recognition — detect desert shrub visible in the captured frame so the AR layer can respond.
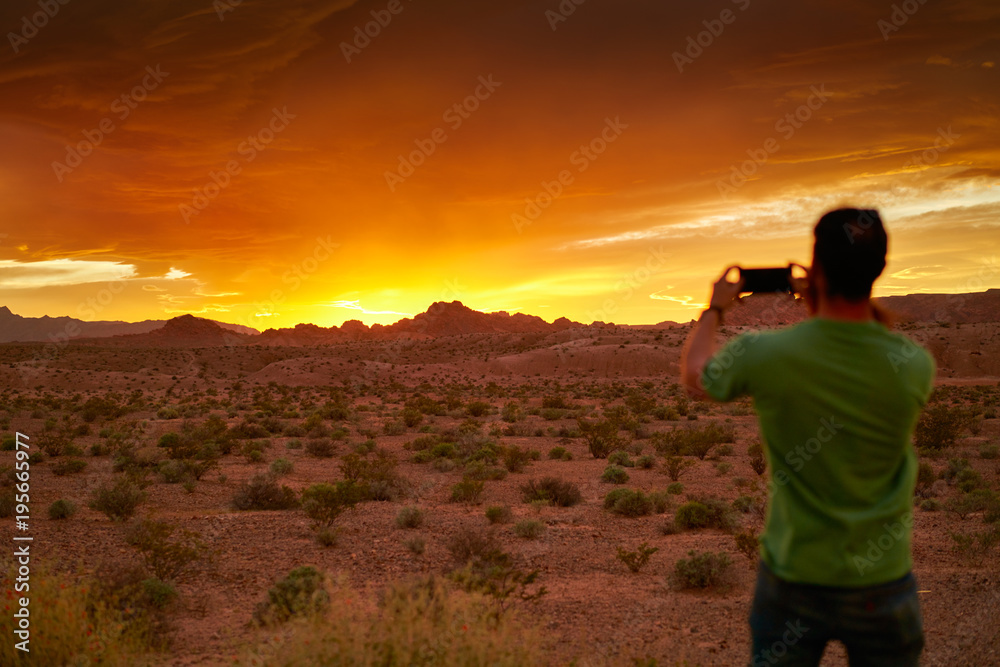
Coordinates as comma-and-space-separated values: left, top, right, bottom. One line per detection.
231, 474, 299, 511
519, 477, 582, 507
270, 458, 294, 476
404, 536, 426, 555
662, 454, 694, 481
401, 408, 424, 428
715, 462, 733, 476
90, 476, 146, 521
920, 498, 942, 511
48, 498, 77, 520
514, 519, 545, 539
671, 550, 732, 589
466, 401, 492, 417
305, 437, 336, 458
451, 479, 485, 504
674, 498, 738, 532
636, 455, 656, 469
915, 403, 971, 452
734, 531, 760, 561
578, 418, 629, 459
125, 518, 209, 582
603, 489, 653, 517
950, 527, 1000, 566
616, 542, 658, 573
651, 422, 734, 458
945, 489, 996, 520
748, 441, 767, 475
607, 450, 635, 467
301, 481, 365, 528
915, 462, 937, 497
463, 461, 508, 481
383, 419, 406, 436
245, 576, 543, 665
395, 506, 424, 529
51, 458, 87, 476
502, 445, 532, 473
0, 560, 150, 666
715, 444, 734, 457
486, 505, 514, 524
448, 526, 502, 564
547, 446, 572, 460
601, 465, 630, 484
649, 490, 671, 514
980, 444, 999, 460
501, 401, 523, 423
666, 482, 684, 494
253, 566, 330, 626
142, 578, 178, 610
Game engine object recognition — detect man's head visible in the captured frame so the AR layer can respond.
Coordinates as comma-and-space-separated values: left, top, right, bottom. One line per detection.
812, 208, 888, 301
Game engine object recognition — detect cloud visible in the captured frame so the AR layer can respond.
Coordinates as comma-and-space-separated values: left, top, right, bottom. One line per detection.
0, 259, 135, 289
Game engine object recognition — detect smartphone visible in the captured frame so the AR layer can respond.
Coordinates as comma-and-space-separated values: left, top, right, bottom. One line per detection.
738, 266, 792, 294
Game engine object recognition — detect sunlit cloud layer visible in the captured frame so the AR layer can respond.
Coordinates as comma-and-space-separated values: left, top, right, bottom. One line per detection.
0, 0, 997, 327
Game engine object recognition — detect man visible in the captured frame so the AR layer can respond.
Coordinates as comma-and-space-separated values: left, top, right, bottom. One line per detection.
680, 208, 934, 666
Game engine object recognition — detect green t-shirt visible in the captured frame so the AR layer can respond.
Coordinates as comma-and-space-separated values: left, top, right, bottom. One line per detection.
701, 317, 934, 587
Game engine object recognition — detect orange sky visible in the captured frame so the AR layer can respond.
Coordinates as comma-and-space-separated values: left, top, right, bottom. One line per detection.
1, 0, 998, 330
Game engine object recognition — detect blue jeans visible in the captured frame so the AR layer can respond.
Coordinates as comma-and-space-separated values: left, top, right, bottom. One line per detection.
748, 562, 924, 667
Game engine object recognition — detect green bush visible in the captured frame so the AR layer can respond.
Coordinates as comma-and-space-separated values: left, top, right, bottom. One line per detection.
603, 489, 653, 517
253, 449, 285, 472
519, 477, 582, 507
451, 479, 484, 504
466, 401, 492, 417
636, 455, 656, 469
674, 497, 738, 532
601, 465, 630, 484
734, 531, 760, 561
301, 481, 365, 527
90, 476, 146, 521
395, 506, 424, 529
662, 454, 694, 481
485, 505, 513, 524
578, 418, 629, 459
502, 446, 533, 473
142, 578, 178, 609
51, 458, 87, 476
666, 482, 684, 495
616, 542, 658, 573
980, 444, 999, 460
231, 474, 299, 511
607, 450, 635, 467
514, 519, 545, 539
48, 498, 77, 520
651, 422, 734, 459
671, 550, 732, 589
253, 566, 330, 626
125, 518, 208, 582
305, 438, 336, 458
915, 403, 971, 451
547, 446, 571, 460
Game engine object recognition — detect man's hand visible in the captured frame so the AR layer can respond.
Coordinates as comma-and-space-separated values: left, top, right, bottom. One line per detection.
709, 265, 744, 312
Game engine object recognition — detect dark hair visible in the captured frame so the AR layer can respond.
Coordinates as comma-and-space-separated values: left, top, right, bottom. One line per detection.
813, 208, 887, 301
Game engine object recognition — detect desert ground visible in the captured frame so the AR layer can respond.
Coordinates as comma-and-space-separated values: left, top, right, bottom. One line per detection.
1, 315, 999, 666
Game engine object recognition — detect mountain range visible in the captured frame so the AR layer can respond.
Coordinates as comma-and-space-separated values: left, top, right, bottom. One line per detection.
1, 289, 998, 346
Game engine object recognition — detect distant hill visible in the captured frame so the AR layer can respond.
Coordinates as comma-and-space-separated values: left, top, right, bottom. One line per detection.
875, 288, 1000, 324
0, 306, 257, 343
